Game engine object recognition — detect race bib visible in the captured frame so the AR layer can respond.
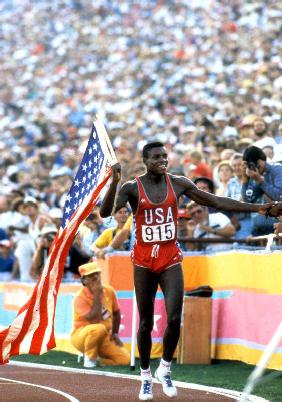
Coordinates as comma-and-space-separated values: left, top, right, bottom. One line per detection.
141, 222, 175, 242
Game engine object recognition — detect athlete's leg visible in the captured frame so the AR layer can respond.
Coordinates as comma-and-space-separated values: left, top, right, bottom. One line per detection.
134, 265, 159, 369
158, 264, 184, 362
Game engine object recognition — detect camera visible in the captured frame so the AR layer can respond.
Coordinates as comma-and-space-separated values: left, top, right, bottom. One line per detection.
247, 161, 258, 171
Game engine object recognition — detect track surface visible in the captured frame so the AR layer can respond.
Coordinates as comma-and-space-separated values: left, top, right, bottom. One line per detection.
0, 363, 247, 401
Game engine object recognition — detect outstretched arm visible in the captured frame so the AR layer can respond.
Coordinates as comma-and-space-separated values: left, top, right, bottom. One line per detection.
180, 177, 278, 215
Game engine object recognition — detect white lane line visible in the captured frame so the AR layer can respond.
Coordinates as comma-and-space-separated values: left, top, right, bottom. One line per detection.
8, 361, 269, 402
0, 376, 80, 402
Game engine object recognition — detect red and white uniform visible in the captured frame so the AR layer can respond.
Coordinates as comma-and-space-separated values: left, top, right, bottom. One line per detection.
131, 174, 182, 273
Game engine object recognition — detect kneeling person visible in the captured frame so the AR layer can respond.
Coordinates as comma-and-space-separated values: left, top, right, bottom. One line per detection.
71, 261, 130, 367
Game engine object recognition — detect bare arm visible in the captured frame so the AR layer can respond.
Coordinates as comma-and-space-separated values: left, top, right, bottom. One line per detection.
110, 227, 131, 249
111, 309, 123, 346
178, 177, 277, 215
99, 163, 121, 217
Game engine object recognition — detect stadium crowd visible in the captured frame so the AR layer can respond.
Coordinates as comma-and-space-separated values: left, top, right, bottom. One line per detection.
0, 0, 281, 281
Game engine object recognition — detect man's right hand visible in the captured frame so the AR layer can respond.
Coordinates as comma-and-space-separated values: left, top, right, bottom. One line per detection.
111, 163, 121, 183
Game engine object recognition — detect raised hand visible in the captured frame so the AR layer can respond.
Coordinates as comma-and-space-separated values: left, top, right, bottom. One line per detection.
111, 163, 121, 183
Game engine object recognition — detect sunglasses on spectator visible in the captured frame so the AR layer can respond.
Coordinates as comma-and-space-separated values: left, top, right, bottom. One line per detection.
191, 209, 204, 217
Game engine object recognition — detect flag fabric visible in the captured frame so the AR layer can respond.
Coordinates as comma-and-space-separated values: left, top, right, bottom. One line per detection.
0, 116, 116, 364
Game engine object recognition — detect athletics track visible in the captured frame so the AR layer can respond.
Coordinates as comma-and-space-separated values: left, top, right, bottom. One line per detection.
0, 362, 268, 402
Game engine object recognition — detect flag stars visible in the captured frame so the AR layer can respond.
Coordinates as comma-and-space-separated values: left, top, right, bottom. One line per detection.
65, 194, 72, 203
82, 164, 87, 171
65, 206, 71, 214
74, 179, 80, 187
75, 191, 79, 198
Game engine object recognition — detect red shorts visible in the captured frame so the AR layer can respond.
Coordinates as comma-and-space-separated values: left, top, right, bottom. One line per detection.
131, 242, 183, 273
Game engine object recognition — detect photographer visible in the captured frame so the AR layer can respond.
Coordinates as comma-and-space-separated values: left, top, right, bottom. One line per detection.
30, 225, 89, 280
30, 226, 57, 279
242, 146, 282, 236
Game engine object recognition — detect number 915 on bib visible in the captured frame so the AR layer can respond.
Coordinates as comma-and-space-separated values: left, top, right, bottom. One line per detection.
141, 222, 175, 242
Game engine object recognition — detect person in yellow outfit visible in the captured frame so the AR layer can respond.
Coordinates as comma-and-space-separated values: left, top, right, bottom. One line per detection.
70, 261, 130, 367
91, 206, 130, 258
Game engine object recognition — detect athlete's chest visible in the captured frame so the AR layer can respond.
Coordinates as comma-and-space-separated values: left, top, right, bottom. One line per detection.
142, 184, 168, 204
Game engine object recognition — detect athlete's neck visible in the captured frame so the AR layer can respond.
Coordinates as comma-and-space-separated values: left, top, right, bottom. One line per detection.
145, 171, 166, 184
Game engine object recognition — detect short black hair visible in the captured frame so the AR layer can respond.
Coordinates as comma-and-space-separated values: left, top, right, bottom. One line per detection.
193, 177, 215, 193
142, 142, 165, 159
243, 146, 266, 163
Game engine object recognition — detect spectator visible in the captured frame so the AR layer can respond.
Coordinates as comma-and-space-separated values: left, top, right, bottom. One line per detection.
48, 207, 63, 229
80, 213, 105, 257
253, 117, 277, 149
9, 214, 35, 282
177, 208, 194, 251
215, 161, 234, 196
21, 196, 52, 242
31, 225, 89, 280
70, 261, 130, 367
227, 153, 252, 238
242, 146, 282, 235
187, 202, 236, 251
185, 150, 213, 180
193, 177, 215, 194
0, 239, 18, 281
109, 213, 134, 252
91, 206, 131, 258
238, 115, 257, 140
30, 225, 57, 279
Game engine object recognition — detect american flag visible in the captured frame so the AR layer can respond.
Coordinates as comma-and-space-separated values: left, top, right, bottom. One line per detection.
0, 117, 116, 364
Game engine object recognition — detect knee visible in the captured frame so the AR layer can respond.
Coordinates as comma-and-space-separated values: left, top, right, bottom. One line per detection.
139, 317, 154, 334
116, 351, 131, 366
88, 324, 107, 337
167, 313, 181, 329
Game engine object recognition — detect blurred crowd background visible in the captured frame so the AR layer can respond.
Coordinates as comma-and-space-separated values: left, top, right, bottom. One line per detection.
0, 0, 281, 281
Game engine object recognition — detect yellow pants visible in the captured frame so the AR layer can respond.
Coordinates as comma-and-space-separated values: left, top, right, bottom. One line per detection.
71, 324, 130, 366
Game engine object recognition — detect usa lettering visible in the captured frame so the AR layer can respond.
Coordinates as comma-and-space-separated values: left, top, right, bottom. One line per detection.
144, 207, 173, 224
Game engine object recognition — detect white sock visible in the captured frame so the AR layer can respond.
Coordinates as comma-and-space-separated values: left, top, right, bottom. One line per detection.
159, 358, 171, 374
141, 367, 152, 380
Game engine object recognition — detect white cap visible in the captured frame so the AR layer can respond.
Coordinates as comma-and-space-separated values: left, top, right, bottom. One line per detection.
23, 196, 38, 206
40, 225, 57, 236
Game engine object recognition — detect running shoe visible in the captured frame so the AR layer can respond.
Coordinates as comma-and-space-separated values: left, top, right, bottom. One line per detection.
155, 367, 177, 398
139, 378, 153, 400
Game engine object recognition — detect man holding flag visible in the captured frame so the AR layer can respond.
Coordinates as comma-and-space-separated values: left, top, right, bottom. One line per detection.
99, 141, 281, 401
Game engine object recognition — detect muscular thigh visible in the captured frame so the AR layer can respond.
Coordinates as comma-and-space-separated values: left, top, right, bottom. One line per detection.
134, 266, 159, 318
159, 264, 184, 317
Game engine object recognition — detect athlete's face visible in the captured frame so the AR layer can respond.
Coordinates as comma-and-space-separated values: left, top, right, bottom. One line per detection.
144, 147, 168, 175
